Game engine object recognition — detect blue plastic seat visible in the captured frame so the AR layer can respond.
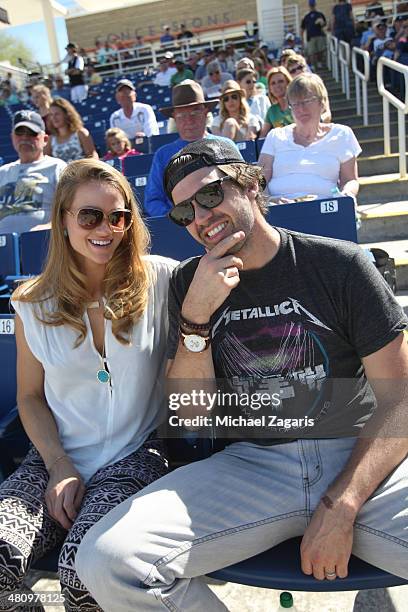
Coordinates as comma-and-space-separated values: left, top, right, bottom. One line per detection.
123, 153, 154, 177
256, 137, 265, 157
146, 215, 204, 260
208, 537, 408, 591
20, 229, 50, 276
149, 133, 179, 153
236, 140, 257, 163
0, 233, 20, 277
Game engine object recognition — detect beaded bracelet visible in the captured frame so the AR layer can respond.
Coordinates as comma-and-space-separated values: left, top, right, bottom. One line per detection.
179, 313, 211, 332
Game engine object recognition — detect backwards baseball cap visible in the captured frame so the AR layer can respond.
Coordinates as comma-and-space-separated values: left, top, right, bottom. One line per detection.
164, 138, 245, 199
115, 78, 135, 92
65, 42, 78, 50
13, 110, 45, 134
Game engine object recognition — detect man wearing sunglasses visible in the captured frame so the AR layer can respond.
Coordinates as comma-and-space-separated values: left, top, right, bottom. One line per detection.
0, 110, 66, 233
77, 138, 408, 611
201, 60, 232, 99
144, 80, 237, 218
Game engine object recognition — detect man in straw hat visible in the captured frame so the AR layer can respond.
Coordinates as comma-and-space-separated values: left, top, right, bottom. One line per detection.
144, 79, 237, 217
78, 138, 408, 610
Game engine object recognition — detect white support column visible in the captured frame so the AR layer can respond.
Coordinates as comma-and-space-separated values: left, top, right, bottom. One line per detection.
41, 0, 61, 65
256, 0, 285, 48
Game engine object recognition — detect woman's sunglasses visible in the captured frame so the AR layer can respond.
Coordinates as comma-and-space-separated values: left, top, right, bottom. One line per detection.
222, 93, 240, 102
169, 177, 232, 227
289, 65, 303, 75
65, 207, 133, 232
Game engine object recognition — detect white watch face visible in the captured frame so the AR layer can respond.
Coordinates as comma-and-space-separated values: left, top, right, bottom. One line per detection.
183, 334, 207, 353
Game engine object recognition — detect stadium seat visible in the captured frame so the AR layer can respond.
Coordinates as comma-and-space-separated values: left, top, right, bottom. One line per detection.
0, 233, 20, 277
134, 137, 151, 155
20, 230, 50, 276
256, 137, 265, 157
146, 215, 204, 260
236, 140, 257, 163
150, 133, 179, 153
123, 153, 154, 177
208, 537, 408, 591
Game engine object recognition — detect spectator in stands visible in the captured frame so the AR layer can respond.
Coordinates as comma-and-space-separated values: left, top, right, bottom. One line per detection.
201, 60, 233, 99
177, 23, 193, 40
279, 48, 298, 68
170, 60, 194, 87
110, 78, 159, 139
260, 67, 293, 137
103, 127, 142, 170
286, 54, 309, 77
31, 84, 53, 134
51, 75, 70, 100
4, 158, 174, 611
360, 15, 382, 48
195, 48, 216, 81
86, 63, 103, 87
211, 80, 261, 141
160, 25, 175, 44
301, 0, 327, 70
258, 73, 360, 203
144, 80, 234, 217
153, 56, 177, 87
0, 110, 66, 233
65, 42, 88, 103
0, 85, 20, 106
236, 57, 255, 72
237, 68, 270, 123
282, 32, 303, 54
45, 97, 98, 163
331, 0, 355, 44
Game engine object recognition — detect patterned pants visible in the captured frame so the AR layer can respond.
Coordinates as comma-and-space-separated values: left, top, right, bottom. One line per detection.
0, 436, 168, 611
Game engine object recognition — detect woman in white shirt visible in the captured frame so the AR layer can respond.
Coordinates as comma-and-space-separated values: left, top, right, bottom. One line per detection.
236, 67, 271, 123
2, 159, 176, 610
259, 73, 361, 203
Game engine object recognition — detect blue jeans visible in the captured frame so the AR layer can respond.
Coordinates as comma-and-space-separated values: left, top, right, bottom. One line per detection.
76, 438, 408, 611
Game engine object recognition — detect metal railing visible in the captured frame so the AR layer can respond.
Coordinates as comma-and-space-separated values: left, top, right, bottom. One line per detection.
351, 47, 370, 126
338, 40, 351, 100
328, 35, 339, 82
377, 56, 408, 178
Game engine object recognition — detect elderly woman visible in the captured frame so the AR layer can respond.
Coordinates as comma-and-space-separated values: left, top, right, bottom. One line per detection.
259, 73, 361, 203
237, 67, 270, 123
45, 97, 98, 162
211, 80, 262, 141
1, 159, 175, 610
260, 66, 293, 137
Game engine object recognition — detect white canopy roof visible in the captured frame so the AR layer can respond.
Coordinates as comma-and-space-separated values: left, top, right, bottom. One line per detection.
0, 0, 67, 27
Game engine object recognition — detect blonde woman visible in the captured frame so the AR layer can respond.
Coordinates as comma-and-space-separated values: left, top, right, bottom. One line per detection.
45, 97, 98, 162
260, 66, 293, 137
0, 160, 176, 610
31, 84, 53, 133
259, 73, 360, 203
211, 80, 261, 141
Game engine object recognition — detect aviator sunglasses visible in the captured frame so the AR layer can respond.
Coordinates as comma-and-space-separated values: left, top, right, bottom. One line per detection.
222, 93, 240, 102
169, 176, 232, 227
65, 207, 133, 232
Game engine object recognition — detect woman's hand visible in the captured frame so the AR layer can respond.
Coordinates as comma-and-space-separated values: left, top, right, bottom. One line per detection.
45, 458, 86, 530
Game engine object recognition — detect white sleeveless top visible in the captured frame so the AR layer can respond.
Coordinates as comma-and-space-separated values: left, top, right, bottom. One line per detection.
12, 255, 178, 482
51, 131, 84, 163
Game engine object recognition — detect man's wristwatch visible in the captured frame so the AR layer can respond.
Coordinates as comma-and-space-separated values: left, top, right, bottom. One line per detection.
180, 330, 211, 353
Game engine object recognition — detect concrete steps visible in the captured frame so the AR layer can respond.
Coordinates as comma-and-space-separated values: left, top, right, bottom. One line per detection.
360, 238, 408, 290
358, 153, 408, 176
358, 200, 408, 241
358, 173, 408, 205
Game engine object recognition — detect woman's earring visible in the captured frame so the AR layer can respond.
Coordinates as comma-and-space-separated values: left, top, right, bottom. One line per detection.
63, 228, 68, 237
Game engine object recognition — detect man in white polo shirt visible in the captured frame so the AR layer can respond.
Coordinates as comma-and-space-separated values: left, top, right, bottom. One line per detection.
109, 79, 159, 139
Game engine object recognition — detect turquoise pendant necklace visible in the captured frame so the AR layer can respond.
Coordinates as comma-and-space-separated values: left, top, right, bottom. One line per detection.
88, 300, 111, 385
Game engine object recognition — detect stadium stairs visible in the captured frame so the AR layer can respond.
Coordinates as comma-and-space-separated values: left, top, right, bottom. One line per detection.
320, 68, 408, 291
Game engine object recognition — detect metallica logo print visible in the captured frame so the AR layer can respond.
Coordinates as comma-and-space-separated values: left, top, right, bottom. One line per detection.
211, 298, 333, 437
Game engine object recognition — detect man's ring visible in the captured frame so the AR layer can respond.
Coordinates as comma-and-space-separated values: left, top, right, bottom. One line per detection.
325, 571, 336, 578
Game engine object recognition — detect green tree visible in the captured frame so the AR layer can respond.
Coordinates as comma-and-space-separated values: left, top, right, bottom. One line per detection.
0, 32, 34, 66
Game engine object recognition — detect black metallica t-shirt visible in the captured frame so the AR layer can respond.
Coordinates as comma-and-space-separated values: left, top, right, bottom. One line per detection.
167, 228, 407, 444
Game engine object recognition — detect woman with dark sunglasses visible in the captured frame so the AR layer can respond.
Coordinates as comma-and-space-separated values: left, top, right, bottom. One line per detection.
236, 67, 271, 124
211, 80, 262, 141
3, 159, 176, 610
260, 66, 293, 137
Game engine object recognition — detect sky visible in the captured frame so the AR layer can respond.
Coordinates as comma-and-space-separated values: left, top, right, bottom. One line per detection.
3, 0, 76, 66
